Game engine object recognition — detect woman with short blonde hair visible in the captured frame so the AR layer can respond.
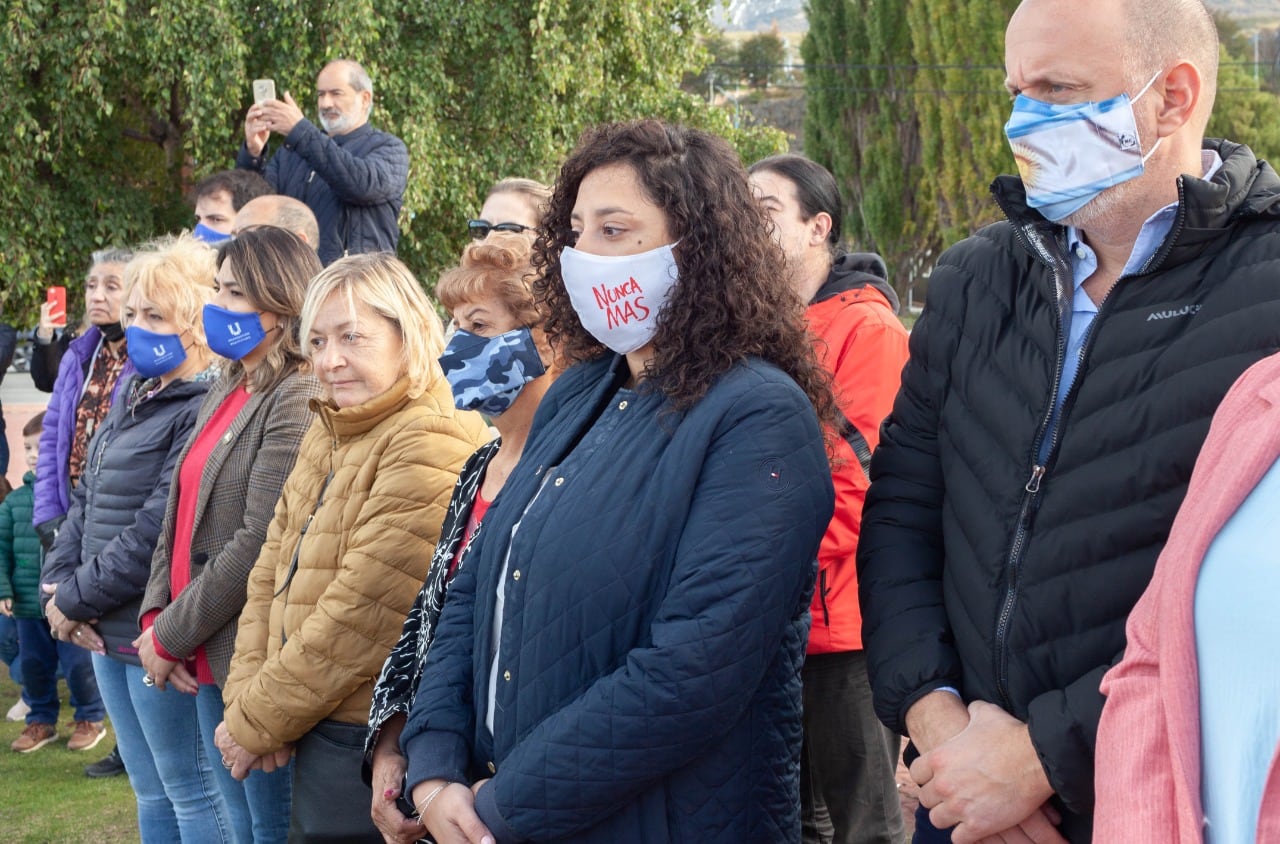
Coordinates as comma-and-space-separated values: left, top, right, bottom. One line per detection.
367, 233, 557, 842
299, 252, 446, 395
41, 234, 228, 843
219, 252, 488, 842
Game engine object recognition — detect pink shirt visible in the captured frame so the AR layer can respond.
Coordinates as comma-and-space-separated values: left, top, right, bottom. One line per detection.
1095, 353, 1280, 843
145, 386, 252, 685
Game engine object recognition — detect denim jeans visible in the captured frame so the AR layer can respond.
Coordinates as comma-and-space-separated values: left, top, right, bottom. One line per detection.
93, 654, 233, 844
16, 618, 103, 723
0, 614, 22, 686
195, 682, 292, 844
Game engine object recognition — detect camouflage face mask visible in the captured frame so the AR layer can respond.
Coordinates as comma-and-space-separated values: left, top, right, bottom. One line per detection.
439, 326, 547, 416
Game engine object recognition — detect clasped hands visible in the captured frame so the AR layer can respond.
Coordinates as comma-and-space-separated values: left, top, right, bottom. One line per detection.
908, 694, 1067, 844
41, 583, 105, 655
409, 777, 494, 844
213, 720, 292, 782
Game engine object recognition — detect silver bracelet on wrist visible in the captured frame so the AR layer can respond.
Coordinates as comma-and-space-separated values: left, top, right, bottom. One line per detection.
414, 782, 450, 820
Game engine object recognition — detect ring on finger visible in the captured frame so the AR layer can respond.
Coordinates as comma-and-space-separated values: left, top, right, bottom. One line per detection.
142, 674, 156, 687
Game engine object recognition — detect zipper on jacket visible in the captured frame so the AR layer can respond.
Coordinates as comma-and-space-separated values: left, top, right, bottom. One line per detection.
989, 221, 1071, 710
990, 185, 1190, 708
818, 569, 831, 627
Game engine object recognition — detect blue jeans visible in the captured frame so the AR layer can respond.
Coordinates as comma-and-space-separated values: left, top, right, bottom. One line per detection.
0, 614, 22, 686
93, 654, 232, 844
195, 682, 292, 844
16, 618, 103, 723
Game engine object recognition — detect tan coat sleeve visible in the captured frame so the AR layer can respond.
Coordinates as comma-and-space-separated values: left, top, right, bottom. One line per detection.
222, 414, 481, 754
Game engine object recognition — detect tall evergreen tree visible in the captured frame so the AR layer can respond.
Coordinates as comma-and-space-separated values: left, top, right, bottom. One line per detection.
802, 0, 931, 302
905, 0, 1019, 250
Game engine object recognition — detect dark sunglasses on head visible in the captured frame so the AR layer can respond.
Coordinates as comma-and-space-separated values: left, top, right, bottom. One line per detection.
467, 219, 536, 240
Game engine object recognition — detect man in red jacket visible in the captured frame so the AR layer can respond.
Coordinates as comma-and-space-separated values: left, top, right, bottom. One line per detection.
750, 155, 910, 844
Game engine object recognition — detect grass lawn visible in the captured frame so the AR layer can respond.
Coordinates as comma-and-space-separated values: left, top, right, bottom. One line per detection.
0, 676, 139, 843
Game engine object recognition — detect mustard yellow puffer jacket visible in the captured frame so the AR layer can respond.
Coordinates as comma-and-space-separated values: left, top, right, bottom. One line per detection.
223, 376, 489, 754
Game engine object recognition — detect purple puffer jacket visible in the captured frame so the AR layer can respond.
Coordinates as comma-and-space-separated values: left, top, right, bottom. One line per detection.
33, 327, 133, 528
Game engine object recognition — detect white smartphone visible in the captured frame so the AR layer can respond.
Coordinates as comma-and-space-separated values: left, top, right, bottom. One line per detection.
252, 78, 276, 105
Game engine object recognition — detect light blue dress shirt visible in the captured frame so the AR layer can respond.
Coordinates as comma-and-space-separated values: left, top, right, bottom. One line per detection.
1037, 151, 1223, 465
1195, 456, 1280, 844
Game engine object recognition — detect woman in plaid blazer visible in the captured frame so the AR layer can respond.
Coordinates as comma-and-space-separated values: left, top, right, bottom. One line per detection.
136, 227, 323, 844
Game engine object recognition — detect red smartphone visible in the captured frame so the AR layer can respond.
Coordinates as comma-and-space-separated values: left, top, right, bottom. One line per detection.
46, 286, 67, 327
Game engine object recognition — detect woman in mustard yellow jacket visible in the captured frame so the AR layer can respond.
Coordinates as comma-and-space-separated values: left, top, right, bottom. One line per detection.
216, 253, 488, 843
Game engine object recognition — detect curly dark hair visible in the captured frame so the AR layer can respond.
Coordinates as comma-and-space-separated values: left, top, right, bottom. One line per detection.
531, 119, 835, 424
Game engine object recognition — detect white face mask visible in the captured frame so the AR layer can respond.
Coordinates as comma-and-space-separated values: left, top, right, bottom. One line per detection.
559, 242, 680, 355
1004, 71, 1163, 222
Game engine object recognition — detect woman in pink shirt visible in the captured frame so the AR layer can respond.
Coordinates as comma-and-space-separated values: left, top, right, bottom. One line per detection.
136, 227, 323, 844
1095, 351, 1280, 843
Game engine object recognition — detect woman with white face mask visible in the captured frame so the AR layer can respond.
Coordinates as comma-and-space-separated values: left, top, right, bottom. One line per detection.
399, 120, 838, 844
366, 232, 557, 844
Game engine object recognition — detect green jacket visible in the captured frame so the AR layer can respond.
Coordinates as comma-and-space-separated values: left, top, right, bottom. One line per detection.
0, 472, 43, 619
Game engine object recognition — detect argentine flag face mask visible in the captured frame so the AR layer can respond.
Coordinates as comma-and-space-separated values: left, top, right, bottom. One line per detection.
1004, 72, 1162, 222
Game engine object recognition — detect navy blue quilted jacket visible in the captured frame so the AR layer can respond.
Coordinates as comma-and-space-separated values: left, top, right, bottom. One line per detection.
41, 374, 208, 664
237, 118, 408, 265
402, 355, 834, 843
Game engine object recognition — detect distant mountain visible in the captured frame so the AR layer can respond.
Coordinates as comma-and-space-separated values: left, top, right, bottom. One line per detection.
709, 0, 1280, 34
710, 0, 807, 32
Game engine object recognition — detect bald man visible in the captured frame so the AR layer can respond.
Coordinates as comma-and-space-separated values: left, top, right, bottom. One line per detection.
236, 59, 408, 265
857, 1, 1280, 841
233, 195, 321, 248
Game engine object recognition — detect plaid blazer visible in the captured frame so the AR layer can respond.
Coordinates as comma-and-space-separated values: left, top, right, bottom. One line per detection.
140, 368, 321, 686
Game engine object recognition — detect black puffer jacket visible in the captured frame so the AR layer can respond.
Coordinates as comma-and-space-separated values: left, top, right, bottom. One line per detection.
237, 119, 408, 265
42, 374, 209, 664
857, 139, 1280, 836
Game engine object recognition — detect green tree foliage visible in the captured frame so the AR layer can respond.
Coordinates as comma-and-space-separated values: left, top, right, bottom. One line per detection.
683, 30, 739, 96
738, 31, 787, 89
802, 0, 1016, 298
803, 0, 928, 302
0, 0, 785, 326
905, 0, 1019, 251
804, 1, 1280, 299
1207, 44, 1280, 161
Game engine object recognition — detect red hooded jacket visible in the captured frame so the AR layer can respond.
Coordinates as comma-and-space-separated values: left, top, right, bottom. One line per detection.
805, 253, 909, 654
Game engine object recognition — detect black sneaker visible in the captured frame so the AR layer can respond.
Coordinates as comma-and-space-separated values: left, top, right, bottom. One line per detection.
84, 744, 126, 778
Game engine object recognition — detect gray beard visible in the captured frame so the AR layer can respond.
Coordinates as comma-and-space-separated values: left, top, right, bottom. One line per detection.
319, 113, 350, 134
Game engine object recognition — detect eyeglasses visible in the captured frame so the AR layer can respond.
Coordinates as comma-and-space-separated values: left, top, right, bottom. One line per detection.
467, 220, 536, 240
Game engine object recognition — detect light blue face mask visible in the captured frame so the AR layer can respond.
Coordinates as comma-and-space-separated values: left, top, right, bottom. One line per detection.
1004, 72, 1162, 222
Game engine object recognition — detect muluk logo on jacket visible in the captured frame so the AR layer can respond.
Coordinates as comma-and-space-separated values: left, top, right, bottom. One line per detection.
560, 242, 681, 354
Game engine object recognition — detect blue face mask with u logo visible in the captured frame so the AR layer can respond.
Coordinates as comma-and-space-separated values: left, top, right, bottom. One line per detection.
439, 327, 546, 416
125, 325, 188, 379
203, 303, 269, 361
1004, 72, 1162, 222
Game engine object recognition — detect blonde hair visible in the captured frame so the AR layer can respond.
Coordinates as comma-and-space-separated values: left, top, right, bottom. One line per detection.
299, 252, 446, 398
488, 178, 551, 224
123, 235, 216, 364
436, 233, 541, 327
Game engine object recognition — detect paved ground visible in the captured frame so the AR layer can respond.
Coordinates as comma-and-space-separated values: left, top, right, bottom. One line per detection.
1, 371, 48, 489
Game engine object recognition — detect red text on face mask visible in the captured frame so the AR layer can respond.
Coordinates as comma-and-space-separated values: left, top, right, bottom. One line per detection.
592, 278, 652, 329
